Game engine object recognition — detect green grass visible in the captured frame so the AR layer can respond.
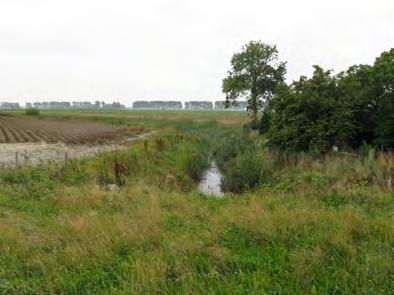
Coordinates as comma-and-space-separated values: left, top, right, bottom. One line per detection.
4, 109, 249, 128
0, 110, 392, 294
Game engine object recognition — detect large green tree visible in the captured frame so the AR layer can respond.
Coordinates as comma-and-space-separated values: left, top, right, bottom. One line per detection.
372, 49, 394, 147
266, 66, 351, 153
336, 64, 376, 147
222, 41, 286, 123
265, 48, 393, 152
336, 48, 393, 148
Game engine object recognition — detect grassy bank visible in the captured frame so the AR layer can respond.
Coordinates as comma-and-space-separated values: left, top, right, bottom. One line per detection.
0, 111, 392, 294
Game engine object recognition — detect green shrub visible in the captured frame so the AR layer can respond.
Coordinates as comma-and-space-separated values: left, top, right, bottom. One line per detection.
184, 151, 210, 181
222, 148, 273, 193
0, 112, 12, 117
214, 127, 255, 166
176, 135, 211, 181
25, 108, 40, 116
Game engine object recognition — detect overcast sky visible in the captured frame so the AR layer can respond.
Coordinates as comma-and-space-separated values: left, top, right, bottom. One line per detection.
0, 0, 393, 105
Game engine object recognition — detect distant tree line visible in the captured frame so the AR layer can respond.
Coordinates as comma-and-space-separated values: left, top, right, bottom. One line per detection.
185, 101, 213, 110
133, 100, 247, 112
25, 101, 126, 110
132, 101, 247, 111
215, 101, 248, 111
1, 100, 249, 111
133, 101, 183, 110
0, 102, 20, 109
223, 41, 393, 151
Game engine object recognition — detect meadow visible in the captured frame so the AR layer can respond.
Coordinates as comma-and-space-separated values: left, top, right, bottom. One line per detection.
0, 110, 392, 294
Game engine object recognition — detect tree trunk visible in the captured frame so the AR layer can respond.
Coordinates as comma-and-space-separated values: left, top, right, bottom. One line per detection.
250, 90, 258, 124
252, 109, 258, 124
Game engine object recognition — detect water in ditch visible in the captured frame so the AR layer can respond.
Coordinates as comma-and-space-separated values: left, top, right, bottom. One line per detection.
198, 162, 224, 197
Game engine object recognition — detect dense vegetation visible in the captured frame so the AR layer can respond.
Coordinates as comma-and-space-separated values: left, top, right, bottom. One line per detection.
224, 42, 393, 152
24, 107, 40, 116
0, 111, 392, 294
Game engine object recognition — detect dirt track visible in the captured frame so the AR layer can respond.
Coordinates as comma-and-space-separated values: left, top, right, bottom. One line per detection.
0, 131, 155, 168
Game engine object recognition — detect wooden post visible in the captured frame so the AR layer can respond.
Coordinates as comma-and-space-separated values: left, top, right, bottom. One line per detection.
24, 150, 29, 164
15, 152, 19, 166
144, 140, 148, 153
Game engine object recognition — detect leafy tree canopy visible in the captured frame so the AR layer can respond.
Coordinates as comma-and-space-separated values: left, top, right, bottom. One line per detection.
222, 41, 286, 124
263, 48, 393, 152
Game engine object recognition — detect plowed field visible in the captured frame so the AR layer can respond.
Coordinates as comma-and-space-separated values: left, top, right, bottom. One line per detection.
0, 117, 141, 144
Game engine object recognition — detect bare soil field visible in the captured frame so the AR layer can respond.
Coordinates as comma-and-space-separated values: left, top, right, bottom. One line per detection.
0, 131, 155, 168
0, 117, 143, 144
0, 116, 152, 167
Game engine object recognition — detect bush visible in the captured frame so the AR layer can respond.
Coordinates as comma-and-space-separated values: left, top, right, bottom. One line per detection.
222, 148, 273, 193
176, 135, 211, 181
214, 127, 255, 166
0, 112, 12, 117
25, 108, 40, 116
186, 150, 211, 181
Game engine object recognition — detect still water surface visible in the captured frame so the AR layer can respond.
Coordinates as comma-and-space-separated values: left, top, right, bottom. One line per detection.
198, 162, 223, 197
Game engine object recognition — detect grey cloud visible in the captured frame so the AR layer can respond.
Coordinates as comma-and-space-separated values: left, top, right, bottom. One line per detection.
0, 0, 393, 105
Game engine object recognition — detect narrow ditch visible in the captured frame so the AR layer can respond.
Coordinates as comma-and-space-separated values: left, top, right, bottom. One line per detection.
198, 162, 224, 197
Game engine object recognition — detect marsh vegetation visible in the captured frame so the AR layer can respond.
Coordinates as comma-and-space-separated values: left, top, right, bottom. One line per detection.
0, 110, 391, 294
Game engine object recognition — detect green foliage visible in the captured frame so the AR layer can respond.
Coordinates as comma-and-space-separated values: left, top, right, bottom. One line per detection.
25, 107, 40, 116
264, 48, 394, 152
373, 49, 394, 147
259, 109, 271, 134
0, 112, 13, 117
222, 148, 273, 193
183, 151, 210, 181
214, 128, 273, 193
213, 127, 254, 166
336, 50, 394, 148
267, 66, 348, 153
222, 41, 286, 123
336, 64, 376, 147
94, 154, 131, 188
